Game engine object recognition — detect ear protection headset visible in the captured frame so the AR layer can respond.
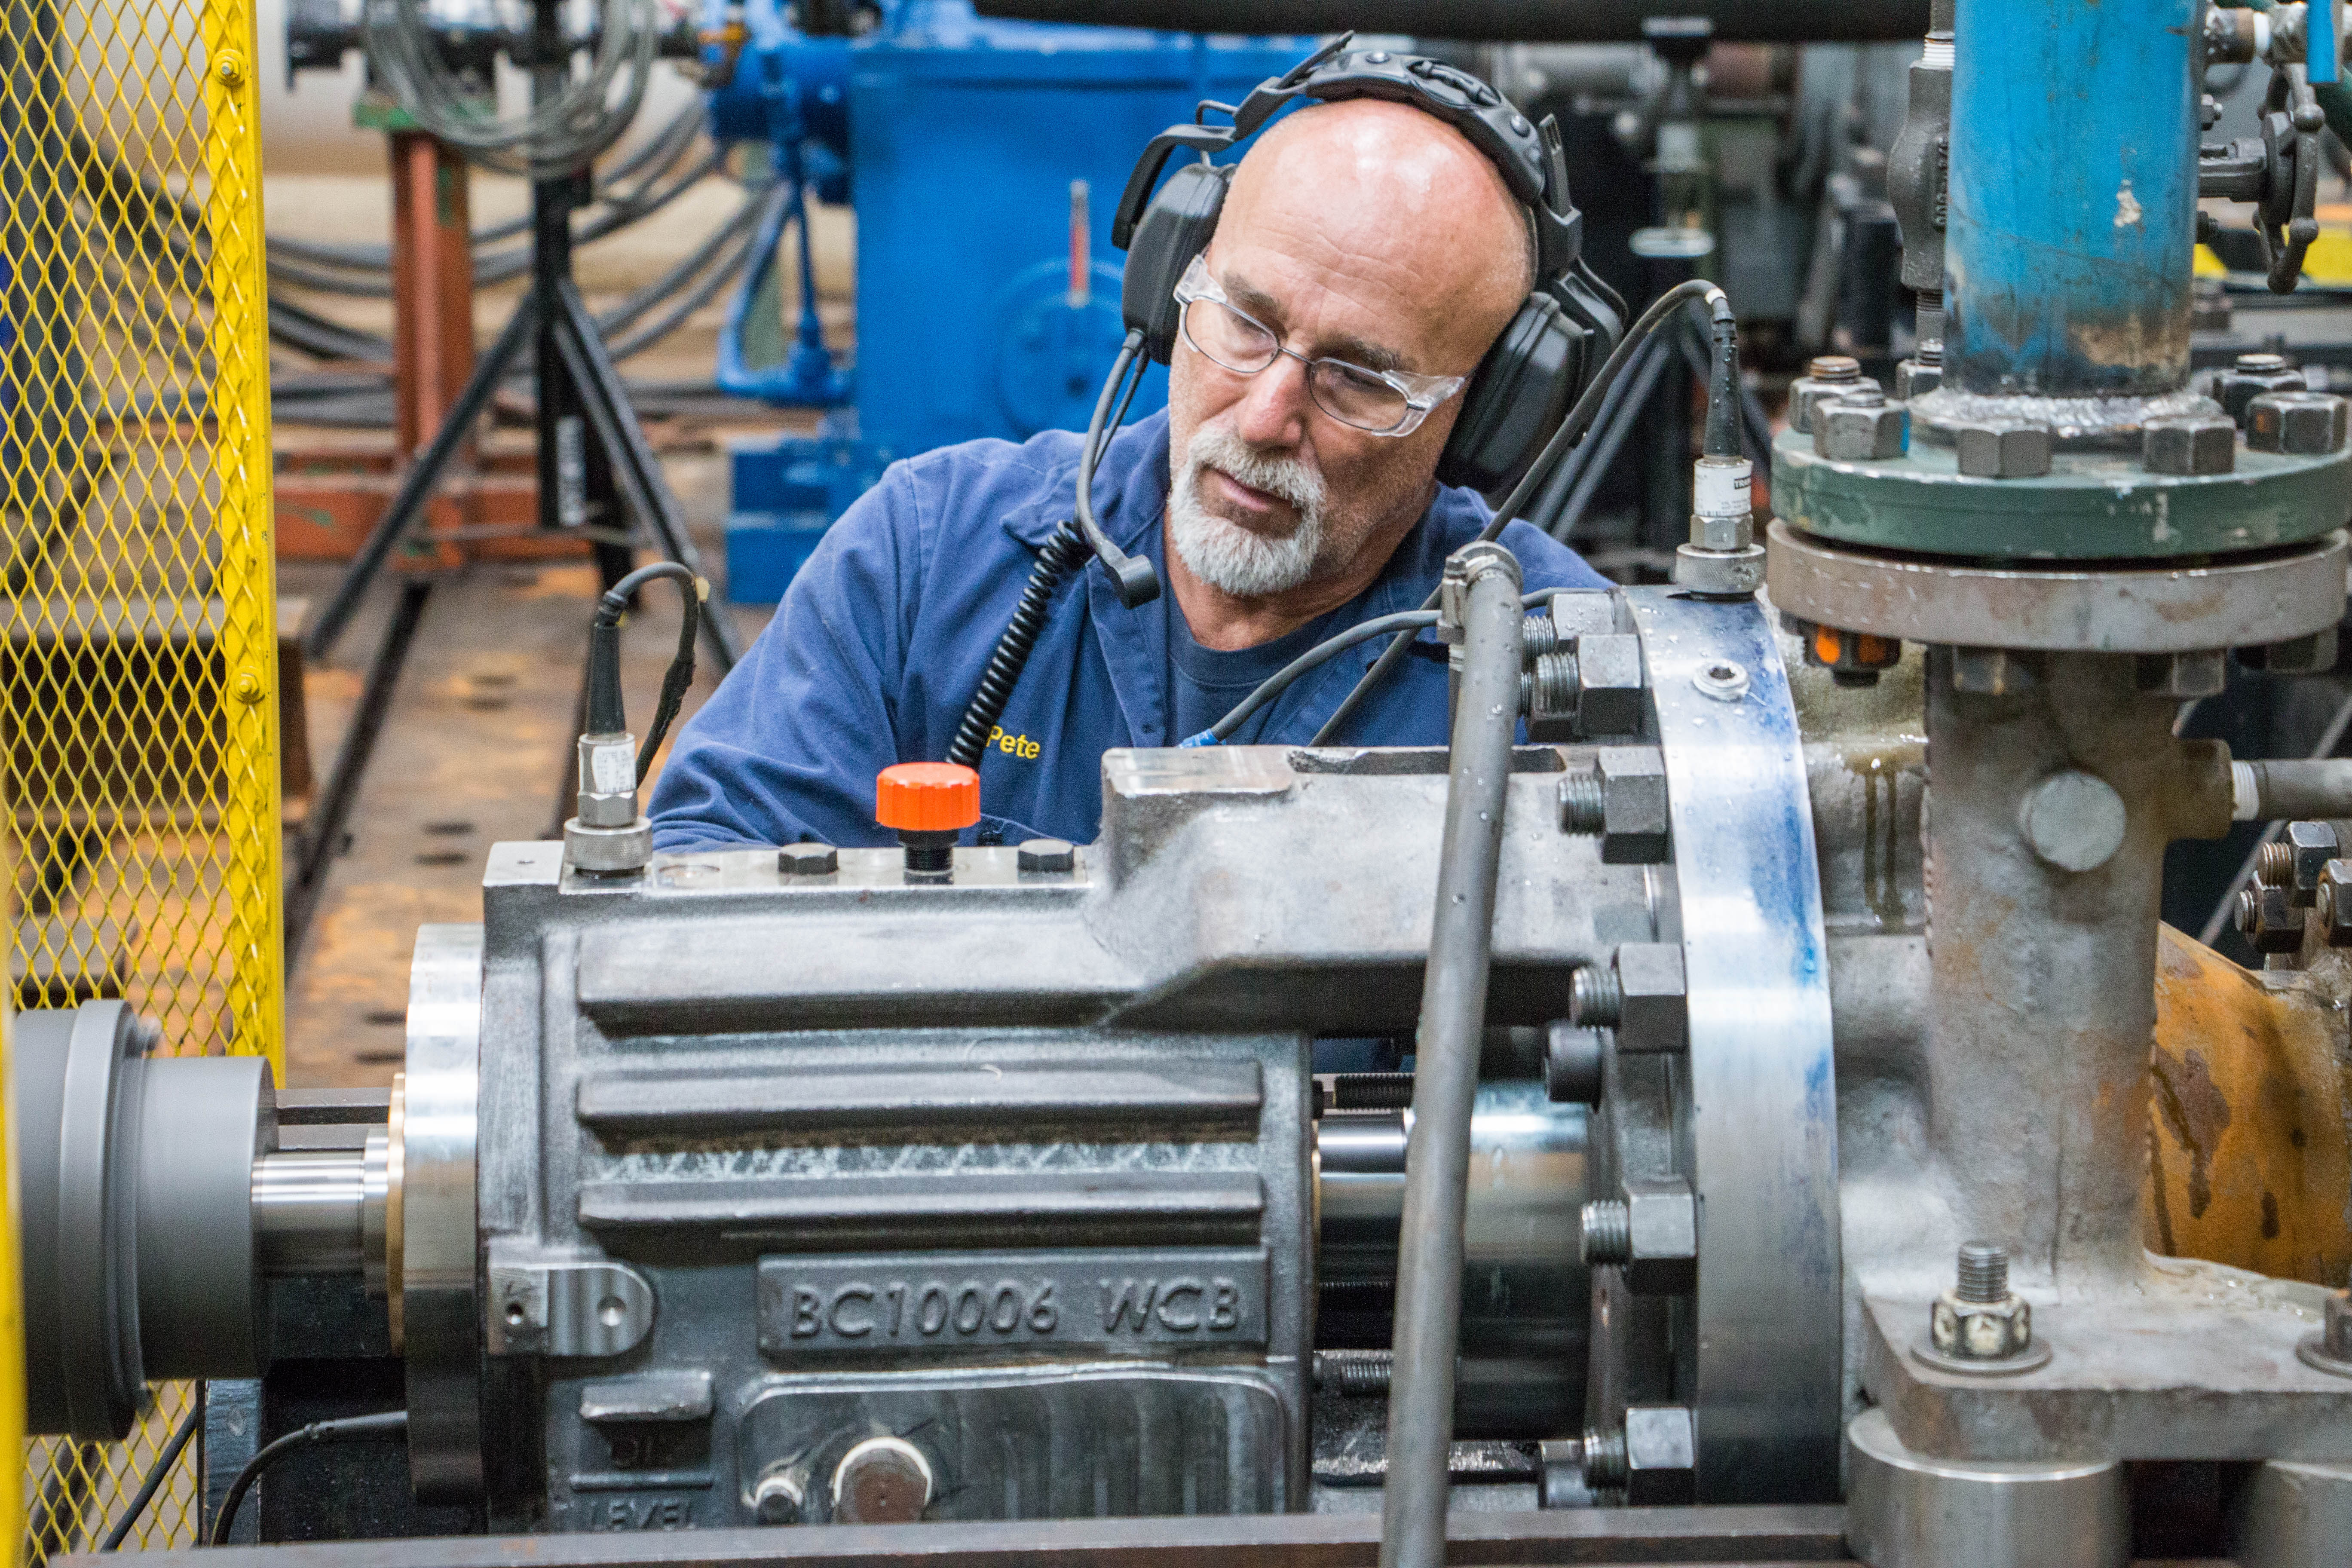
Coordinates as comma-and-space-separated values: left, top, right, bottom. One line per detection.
1112, 34, 1627, 496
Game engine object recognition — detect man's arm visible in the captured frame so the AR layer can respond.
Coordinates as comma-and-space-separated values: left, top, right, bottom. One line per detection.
647, 466, 921, 851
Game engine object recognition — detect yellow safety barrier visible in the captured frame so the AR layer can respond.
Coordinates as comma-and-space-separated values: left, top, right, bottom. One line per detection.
0, 0, 279, 1550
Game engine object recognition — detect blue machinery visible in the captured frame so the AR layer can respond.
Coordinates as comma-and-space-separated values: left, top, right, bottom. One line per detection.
701, 0, 1302, 600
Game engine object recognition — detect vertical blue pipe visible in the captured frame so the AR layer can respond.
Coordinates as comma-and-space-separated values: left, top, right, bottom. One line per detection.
1944, 0, 2198, 398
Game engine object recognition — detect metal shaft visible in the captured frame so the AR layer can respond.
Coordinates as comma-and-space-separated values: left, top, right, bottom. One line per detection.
1381, 548, 1522, 1568
252, 1149, 370, 1275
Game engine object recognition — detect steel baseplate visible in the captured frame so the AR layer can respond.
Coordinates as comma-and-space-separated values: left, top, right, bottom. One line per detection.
1861, 1266, 2352, 1464
1771, 424, 2352, 560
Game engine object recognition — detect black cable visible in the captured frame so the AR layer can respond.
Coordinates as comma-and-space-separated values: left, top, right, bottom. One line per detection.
1075, 331, 1161, 606
597, 184, 775, 336
1195, 609, 1441, 744
99, 1398, 201, 1550
1309, 278, 1726, 745
948, 518, 1093, 767
587, 561, 704, 783
208, 1411, 407, 1547
605, 189, 783, 360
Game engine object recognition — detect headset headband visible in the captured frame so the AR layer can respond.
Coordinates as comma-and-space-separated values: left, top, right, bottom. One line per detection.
1110, 33, 1584, 279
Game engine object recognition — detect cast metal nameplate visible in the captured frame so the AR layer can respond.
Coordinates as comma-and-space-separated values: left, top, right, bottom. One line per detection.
756, 1249, 1269, 1355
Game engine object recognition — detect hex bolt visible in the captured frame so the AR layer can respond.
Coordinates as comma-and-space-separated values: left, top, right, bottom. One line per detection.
2213, 352, 2307, 425
2247, 390, 2350, 454
1314, 1350, 1394, 1397
2257, 840, 2295, 888
1580, 1198, 1632, 1265
1581, 1425, 1629, 1491
1955, 420, 2054, 479
1016, 838, 1076, 873
1559, 769, 1606, 834
1568, 962, 1623, 1028
831, 1436, 933, 1525
2318, 861, 2352, 945
1523, 650, 1580, 725
1814, 388, 1909, 460
1522, 611, 1563, 657
2236, 884, 2263, 937
1790, 355, 1866, 434
2142, 414, 2236, 476
778, 842, 839, 876
1956, 1242, 2009, 1304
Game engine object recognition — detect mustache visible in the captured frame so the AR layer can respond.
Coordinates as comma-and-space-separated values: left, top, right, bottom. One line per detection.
1185, 428, 1326, 519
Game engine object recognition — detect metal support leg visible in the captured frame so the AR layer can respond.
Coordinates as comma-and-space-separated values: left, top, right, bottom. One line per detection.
2232, 1459, 2352, 1568
305, 297, 537, 661
550, 279, 741, 671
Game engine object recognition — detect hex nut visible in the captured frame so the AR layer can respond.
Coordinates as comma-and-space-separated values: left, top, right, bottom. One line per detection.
2241, 629, 2340, 675
2285, 821, 2340, 906
1016, 837, 1077, 874
1931, 1289, 2032, 1360
1574, 747, 1669, 863
1620, 1406, 1697, 1507
1573, 633, 1646, 737
1893, 357, 1942, 400
2134, 650, 2227, 699
1789, 355, 1868, 433
1611, 942, 1688, 1054
2142, 414, 2237, 476
2247, 390, 2350, 455
2211, 352, 2306, 424
1949, 646, 2038, 695
1814, 392, 1910, 460
2319, 861, 2352, 946
1955, 420, 2054, 479
1621, 1178, 1698, 1296
2238, 880, 2303, 954
778, 842, 839, 876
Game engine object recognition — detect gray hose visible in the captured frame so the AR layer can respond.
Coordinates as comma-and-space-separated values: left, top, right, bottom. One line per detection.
1380, 542, 1523, 1568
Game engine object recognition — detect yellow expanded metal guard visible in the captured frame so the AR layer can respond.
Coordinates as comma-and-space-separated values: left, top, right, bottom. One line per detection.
0, 0, 280, 1550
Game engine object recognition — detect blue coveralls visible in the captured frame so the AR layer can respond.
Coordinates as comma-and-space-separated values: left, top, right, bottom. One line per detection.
649, 407, 1608, 850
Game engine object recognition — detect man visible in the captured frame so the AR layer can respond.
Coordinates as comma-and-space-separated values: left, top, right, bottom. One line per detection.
651, 95, 1607, 851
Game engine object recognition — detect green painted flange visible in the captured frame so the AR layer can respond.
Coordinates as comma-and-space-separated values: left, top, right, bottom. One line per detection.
1772, 427, 2352, 560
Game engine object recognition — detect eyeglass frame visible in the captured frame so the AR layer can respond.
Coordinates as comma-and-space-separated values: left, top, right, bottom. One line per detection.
1169, 254, 1468, 437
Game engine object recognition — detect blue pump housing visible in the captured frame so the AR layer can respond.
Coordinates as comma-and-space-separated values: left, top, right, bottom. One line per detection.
703, 0, 1303, 601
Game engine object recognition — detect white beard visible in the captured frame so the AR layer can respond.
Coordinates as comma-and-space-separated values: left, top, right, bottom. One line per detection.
1167, 426, 1330, 597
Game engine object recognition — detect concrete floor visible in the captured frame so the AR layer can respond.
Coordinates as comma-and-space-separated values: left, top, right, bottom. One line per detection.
279, 447, 778, 1088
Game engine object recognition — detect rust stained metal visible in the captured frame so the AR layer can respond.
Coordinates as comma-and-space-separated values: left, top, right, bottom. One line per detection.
2146, 924, 2352, 1286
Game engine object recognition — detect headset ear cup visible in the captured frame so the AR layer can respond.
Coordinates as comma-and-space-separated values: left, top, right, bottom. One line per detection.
1436, 293, 1578, 495
1119, 162, 1232, 364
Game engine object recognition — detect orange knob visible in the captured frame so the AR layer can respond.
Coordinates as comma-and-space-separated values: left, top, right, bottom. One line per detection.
875, 762, 980, 833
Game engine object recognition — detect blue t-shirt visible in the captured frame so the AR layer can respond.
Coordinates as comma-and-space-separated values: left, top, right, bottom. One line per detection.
649, 407, 1609, 851
1165, 595, 1357, 747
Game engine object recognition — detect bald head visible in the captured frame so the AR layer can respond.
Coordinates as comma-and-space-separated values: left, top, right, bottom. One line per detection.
1235, 100, 1535, 311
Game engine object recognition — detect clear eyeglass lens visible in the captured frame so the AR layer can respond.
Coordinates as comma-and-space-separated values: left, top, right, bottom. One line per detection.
1183, 299, 1412, 433
1184, 298, 1280, 372
1310, 361, 1411, 432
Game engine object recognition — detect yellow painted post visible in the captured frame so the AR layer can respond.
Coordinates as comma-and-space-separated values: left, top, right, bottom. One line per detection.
200, 0, 284, 1082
